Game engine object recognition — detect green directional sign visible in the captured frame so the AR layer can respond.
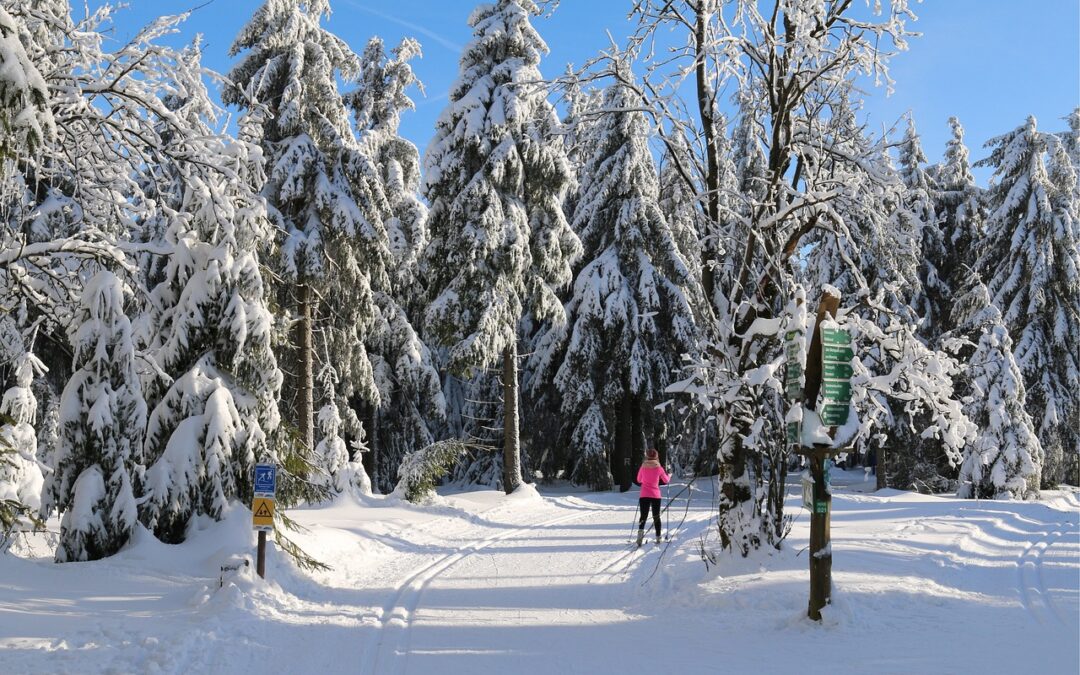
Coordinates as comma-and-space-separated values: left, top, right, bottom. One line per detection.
822, 345, 854, 363
821, 327, 852, 345
822, 380, 852, 402
787, 422, 800, 444
814, 500, 828, 514
821, 402, 849, 426
785, 331, 804, 402
822, 362, 853, 380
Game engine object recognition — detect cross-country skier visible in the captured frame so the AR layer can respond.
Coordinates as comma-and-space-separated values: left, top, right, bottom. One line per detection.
634, 449, 670, 547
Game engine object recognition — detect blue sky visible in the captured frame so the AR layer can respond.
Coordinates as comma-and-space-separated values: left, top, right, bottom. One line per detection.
95, 0, 1078, 184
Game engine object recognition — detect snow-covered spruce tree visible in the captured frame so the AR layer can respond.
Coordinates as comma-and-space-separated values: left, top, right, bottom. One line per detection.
934, 117, 986, 326
975, 116, 1079, 488
1062, 108, 1079, 170
50, 271, 145, 561
0, 6, 52, 161
225, 0, 386, 469
884, 117, 956, 492
0, 333, 46, 537
422, 0, 581, 493
139, 110, 284, 543
953, 279, 1040, 499
898, 117, 945, 337
346, 36, 445, 493
1045, 133, 1080, 486
544, 72, 696, 490
313, 362, 370, 496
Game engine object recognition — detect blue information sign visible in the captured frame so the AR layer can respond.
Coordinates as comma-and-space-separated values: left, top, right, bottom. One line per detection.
254, 464, 277, 496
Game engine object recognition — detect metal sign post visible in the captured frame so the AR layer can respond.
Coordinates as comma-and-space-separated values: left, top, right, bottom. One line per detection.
252, 463, 277, 579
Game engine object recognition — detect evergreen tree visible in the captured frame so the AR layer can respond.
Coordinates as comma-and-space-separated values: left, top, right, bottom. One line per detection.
0, 6, 52, 160
548, 73, 697, 490
139, 112, 284, 542
955, 281, 1040, 499
225, 0, 386, 464
422, 0, 581, 493
935, 117, 986, 328
898, 117, 945, 337
348, 36, 444, 492
976, 116, 1078, 488
0, 344, 46, 519
1045, 133, 1080, 485
51, 271, 145, 561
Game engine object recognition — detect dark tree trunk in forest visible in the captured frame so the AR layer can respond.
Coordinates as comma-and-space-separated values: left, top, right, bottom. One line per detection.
502, 340, 522, 494
877, 445, 888, 491
614, 384, 633, 492
631, 394, 645, 472
297, 279, 315, 455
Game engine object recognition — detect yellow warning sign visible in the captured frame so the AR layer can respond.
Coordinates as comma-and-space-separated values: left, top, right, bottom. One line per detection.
252, 497, 275, 531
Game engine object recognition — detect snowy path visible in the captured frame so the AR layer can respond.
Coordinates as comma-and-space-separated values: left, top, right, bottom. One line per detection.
0, 475, 1078, 674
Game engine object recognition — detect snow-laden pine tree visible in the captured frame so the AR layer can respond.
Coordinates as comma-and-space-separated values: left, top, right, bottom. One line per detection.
898, 117, 945, 336
542, 72, 696, 490
934, 117, 986, 328
955, 280, 1040, 499
313, 362, 370, 495
0, 6, 52, 160
975, 116, 1079, 488
1062, 108, 1080, 170
422, 0, 581, 493
139, 110, 284, 542
226, 0, 386, 467
1045, 133, 1080, 485
50, 271, 145, 561
0, 335, 46, 522
347, 36, 444, 493
887, 117, 955, 491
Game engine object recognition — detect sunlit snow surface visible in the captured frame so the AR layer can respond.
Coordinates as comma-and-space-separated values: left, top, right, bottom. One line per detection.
1, 471, 1077, 674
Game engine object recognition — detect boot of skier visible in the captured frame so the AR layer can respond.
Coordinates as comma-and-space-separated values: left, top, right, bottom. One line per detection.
633, 449, 670, 546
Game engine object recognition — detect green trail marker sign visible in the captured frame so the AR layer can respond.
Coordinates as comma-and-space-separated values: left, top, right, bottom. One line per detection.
820, 325, 853, 427
822, 344, 854, 363
787, 421, 800, 445
821, 403, 849, 426
785, 330, 804, 400
822, 380, 852, 401
822, 362, 853, 380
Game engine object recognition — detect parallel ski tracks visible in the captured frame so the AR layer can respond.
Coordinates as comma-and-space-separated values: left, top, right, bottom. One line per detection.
358, 503, 595, 675
1016, 520, 1077, 626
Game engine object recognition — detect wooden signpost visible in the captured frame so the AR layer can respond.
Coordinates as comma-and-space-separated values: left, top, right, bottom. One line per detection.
789, 290, 853, 622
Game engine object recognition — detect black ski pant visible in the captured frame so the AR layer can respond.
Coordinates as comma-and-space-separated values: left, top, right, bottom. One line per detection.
638, 497, 662, 537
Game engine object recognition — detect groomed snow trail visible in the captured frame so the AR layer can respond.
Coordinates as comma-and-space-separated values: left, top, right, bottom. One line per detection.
0, 473, 1077, 674
350, 488, 716, 675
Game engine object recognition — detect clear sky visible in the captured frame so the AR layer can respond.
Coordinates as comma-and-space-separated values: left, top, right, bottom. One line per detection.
94, 0, 1078, 184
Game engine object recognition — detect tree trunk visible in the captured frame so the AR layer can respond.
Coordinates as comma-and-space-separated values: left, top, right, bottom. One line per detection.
358, 400, 378, 492
631, 393, 645, 473
297, 279, 315, 455
502, 340, 522, 494
693, 3, 720, 305
615, 385, 633, 492
876, 445, 887, 491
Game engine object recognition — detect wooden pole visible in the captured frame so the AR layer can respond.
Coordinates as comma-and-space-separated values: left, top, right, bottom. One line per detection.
803, 290, 840, 621
256, 530, 267, 579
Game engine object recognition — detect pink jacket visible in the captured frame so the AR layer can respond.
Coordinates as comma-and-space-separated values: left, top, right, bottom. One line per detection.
636, 461, 670, 499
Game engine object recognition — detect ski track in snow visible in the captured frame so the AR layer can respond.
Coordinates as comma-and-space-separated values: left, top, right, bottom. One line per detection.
1016, 521, 1076, 626
360, 505, 593, 675
2, 475, 1079, 674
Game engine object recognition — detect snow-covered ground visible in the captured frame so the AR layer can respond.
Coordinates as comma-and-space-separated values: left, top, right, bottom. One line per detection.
1, 470, 1077, 674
